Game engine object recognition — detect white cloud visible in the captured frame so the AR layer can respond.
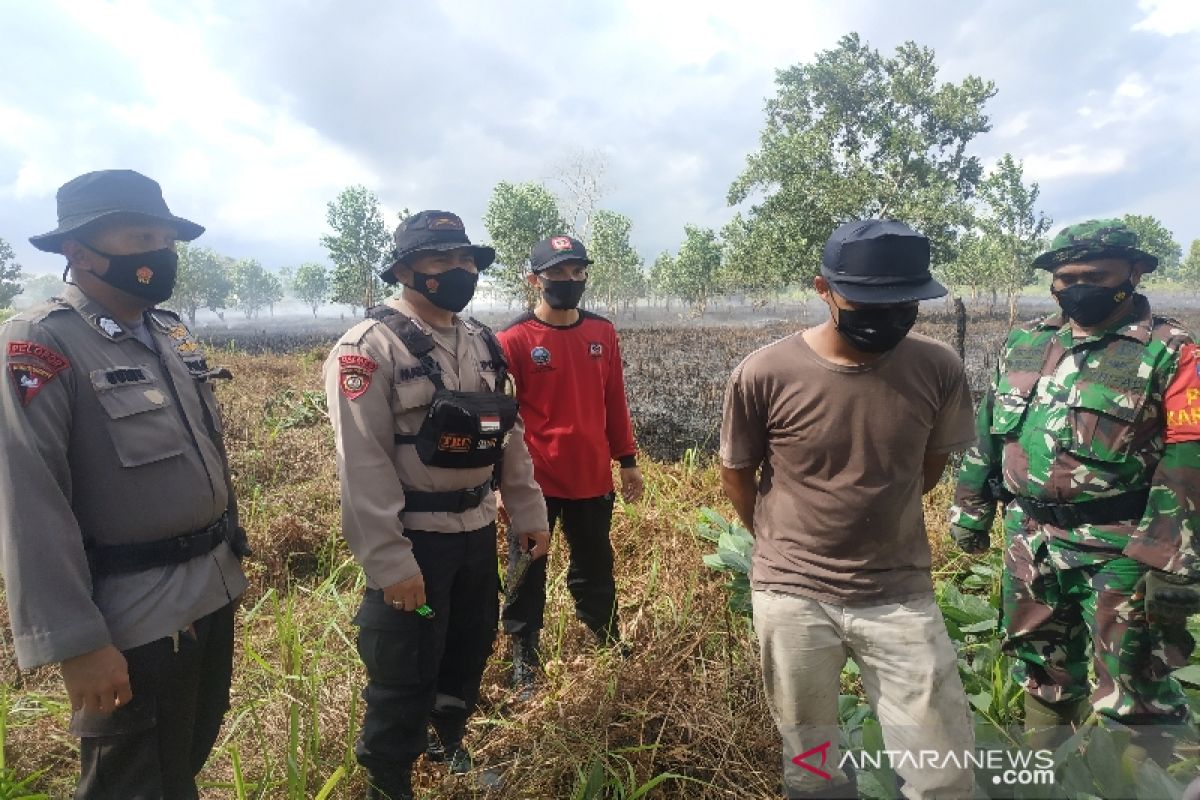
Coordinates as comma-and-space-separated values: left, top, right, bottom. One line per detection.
1023, 145, 1127, 181
1133, 0, 1200, 35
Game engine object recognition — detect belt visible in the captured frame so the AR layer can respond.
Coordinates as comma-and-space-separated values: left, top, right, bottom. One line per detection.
1014, 489, 1150, 529
86, 513, 230, 576
402, 481, 491, 514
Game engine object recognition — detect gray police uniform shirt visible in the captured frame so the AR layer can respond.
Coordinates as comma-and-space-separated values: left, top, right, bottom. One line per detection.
0, 285, 247, 669
324, 296, 548, 591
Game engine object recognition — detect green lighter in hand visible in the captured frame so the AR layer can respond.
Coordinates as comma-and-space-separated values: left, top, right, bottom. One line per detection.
416, 604, 435, 618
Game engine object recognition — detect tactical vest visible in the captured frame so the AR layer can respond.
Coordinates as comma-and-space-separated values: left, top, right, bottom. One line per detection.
368, 306, 518, 470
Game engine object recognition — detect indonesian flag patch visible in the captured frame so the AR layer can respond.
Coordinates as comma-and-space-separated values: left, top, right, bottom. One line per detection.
339, 354, 378, 401
1165, 343, 1200, 443
480, 414, 501, 433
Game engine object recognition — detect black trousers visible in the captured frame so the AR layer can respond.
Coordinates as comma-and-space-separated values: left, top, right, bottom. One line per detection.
354, 525, 499, 782
72, 601, 237, 800
501, 495, 618, 639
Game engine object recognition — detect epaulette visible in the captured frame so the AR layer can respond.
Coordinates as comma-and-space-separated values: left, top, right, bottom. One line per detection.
4, 297, 73, 327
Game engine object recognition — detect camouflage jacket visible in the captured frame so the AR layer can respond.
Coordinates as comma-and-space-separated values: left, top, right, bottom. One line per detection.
950, 295, 1200, 576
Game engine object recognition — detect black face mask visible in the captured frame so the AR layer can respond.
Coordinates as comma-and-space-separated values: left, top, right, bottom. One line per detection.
408, 266, 478, 312
540, 277, 587, 310
1053, 279, 1135, 327
81, 244, 178, 303
832, 303, 919, 354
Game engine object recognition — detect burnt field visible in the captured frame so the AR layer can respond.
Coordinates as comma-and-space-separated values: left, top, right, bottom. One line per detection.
198, 302, 1200, 462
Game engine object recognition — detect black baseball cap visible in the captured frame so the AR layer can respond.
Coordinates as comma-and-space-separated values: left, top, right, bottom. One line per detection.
530, 235, 593, 273
30, 170, 204, 253
381, 210, 497, 284
820, 219, 946, 304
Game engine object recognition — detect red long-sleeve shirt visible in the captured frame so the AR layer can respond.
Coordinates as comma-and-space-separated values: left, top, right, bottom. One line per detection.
497, 311, 637, 499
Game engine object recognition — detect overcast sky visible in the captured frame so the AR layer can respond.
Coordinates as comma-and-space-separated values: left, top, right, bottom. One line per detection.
2, 0, 1198, 276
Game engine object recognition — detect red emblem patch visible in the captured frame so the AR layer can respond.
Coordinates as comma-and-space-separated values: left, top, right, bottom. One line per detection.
136, 266, 154, 284
6, 341, 70, 406
589, 342, 603, 358
7, 341, 70, 372
550, 236, 572, 251
1165, 343, 1200, 443
9, 364, 53, 406
338, 354, 378, 401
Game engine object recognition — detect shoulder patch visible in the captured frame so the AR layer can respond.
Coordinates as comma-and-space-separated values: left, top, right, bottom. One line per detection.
339, 353, 378, 400
1165, 342, 1200, 444
6, 340, 70, 406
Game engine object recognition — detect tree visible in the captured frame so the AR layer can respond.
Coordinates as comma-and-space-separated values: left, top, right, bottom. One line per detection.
230, 259, 283, 319
1181, 240, 1200, 296
726, 34, 995, 290
292, 262, 330, 317
649, 251, 676, 309
587, 210, 645, 314
672, 226, 724, 314
322, 185, 391, 312
0, 237, 23, 308
550, 148, 610, 243
169, 244, 234, 325
1120, 214, 1183, 276
482, 181, 566, 308
974, 155, 1051, 323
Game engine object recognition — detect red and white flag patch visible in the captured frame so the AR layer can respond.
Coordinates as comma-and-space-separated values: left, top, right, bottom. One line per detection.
338, 354, 378, 401
6, 340, 70, 406
1165, 343, 1200, 443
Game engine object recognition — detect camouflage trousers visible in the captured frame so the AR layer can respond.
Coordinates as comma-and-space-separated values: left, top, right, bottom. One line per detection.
1002, 531, 1194, 723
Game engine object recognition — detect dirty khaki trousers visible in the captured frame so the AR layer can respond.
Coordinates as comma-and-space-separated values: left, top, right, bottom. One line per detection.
752, 589, 975, 799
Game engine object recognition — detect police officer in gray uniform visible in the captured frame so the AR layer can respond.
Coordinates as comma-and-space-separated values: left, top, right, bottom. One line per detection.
325, 210, 549, 800
0, 170, 249, 799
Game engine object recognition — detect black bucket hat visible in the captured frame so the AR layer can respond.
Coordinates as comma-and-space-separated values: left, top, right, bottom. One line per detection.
29, 170, 204, 253
381, 210, 497, 285
530, 235, 593, 273
820, 219, 946, 303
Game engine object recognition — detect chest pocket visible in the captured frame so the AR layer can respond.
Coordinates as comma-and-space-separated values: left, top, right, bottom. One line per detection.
1063, 352, 1151, 463
394, 371, 437, 435
990, 372, 1039, 435
91, 367, 185, 467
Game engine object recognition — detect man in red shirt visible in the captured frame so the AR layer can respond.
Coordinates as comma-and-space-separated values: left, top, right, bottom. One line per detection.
497, 234, 642, 696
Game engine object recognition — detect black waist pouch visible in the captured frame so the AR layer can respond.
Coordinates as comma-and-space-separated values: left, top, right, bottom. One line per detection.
415, 388, 518, 469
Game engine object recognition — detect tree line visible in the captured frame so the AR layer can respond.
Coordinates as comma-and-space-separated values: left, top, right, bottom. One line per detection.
3, 34, 1200, 323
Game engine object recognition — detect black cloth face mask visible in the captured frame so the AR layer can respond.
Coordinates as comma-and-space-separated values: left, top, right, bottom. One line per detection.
832, 303, 919, 354
81, 243, 178, 303
540, 277, 587, 310
408, 266, 478, 312
1052, 279, 1135, 327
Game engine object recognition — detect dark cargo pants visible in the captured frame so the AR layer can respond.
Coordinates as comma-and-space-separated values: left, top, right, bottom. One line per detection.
354, 525, 499, 782
72, 600, 237, 800
501, 494, 618, 640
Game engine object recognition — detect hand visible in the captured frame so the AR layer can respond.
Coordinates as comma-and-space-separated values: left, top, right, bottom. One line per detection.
383, 571, 426, 613
60, 645, 132, 714
950, 524, 990, 554
619, 466, 644, 503
1136, 571, 1200, 625
496, 492, 510, 527
519, 530, 550, 560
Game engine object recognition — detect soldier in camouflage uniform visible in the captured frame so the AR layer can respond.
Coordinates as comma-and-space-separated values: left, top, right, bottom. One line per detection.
949, 219, 1200, 763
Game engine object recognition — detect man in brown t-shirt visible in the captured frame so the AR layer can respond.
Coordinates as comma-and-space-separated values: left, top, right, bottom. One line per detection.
721, 220, 976, 799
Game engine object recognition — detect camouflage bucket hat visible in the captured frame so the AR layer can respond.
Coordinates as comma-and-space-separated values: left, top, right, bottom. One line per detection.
1032, 218, 1158, 272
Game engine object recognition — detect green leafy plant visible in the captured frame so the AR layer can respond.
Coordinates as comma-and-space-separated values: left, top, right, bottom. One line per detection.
263, 389, 328, 435
695, 508, 752, 615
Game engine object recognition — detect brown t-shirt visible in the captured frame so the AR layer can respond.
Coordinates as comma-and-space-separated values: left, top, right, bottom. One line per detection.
720, 331, 975, 605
